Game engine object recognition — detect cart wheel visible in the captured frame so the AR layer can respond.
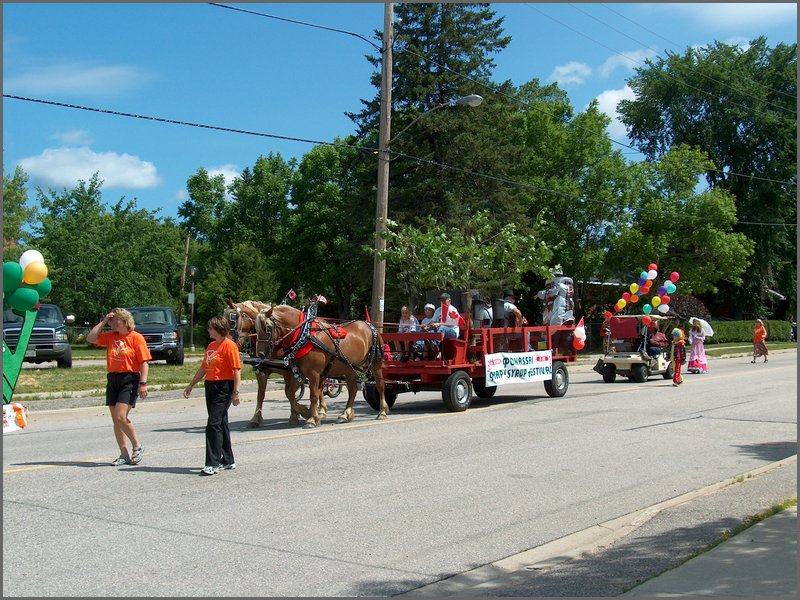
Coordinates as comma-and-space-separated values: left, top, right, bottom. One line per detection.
631, 364, 648, 383
324, 379, 343, 398
473, 379, 497, 399
602, 364, 616, 383
442, 371, 472, 412
362, 385, 397, 411
663, 361, 674, 380
544, 361, 569, 397
296, 381, 306, 401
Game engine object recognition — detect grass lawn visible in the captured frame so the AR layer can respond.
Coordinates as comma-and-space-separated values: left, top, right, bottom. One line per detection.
705, 341, 796, 357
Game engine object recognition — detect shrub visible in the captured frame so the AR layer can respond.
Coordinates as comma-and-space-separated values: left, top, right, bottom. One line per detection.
706, 320, 792, 344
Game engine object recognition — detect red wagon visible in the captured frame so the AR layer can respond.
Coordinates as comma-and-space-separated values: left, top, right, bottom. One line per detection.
363, 313, 578, 412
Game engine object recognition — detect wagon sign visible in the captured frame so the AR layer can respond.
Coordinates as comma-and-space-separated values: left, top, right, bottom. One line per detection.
485, 351, 553, 386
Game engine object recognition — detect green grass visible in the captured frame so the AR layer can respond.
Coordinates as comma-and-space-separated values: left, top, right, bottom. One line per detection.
14, 362, 260, 396
705, 341, 796, 358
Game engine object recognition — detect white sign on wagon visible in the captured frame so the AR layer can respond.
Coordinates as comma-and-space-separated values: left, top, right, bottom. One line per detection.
485, 351, 553, 387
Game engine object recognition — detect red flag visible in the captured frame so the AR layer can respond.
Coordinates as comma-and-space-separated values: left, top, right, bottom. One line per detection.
287, 288, 297, 300
365, 306, 371, 322
317, 294, 328, 304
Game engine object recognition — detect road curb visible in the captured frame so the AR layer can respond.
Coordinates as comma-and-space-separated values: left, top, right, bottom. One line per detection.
399, 455, 798, 597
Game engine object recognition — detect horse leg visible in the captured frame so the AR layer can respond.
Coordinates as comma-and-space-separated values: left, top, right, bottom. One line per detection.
247, 369, 267, 428
284, 373, 310, 425
303, 372, 321, 428
337, 372, 359, 423
373, 361, 389, 420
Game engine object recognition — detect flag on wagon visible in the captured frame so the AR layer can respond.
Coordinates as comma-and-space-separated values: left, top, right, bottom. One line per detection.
286, 288, 297, 300
317, 294, 328, 304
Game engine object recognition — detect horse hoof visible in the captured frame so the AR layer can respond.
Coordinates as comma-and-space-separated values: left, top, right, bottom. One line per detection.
247, 421, 261, 428
376, 413, 388, 420
302, 421, 317, 429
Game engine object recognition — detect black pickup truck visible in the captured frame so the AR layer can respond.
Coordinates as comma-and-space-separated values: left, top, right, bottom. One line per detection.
127, 306, 187, 365
3, 304, 76, 368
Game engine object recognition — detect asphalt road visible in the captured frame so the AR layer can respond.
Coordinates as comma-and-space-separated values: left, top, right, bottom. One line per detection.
3, 351, 796, 596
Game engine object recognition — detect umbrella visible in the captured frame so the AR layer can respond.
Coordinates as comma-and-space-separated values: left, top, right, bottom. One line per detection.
689, 317, 714, 337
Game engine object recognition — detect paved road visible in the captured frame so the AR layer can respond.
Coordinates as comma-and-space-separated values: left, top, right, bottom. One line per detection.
3, 351, 796, 596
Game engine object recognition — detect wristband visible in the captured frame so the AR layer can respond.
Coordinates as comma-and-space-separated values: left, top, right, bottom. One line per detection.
139, 382, 148, 386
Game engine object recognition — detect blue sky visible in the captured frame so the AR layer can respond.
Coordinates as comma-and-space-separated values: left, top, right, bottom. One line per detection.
3, 2, 796, 219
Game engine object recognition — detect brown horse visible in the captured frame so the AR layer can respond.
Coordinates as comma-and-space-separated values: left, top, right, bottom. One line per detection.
223, 299, 322, 427
255, 303, 388, 427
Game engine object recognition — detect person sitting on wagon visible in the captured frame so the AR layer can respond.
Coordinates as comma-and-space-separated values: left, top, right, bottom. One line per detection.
414, 303, 439, 358
645, 321, 669, 357
501, 290, 523, 328
421, 293, 463, 340
397, 305, 419, 359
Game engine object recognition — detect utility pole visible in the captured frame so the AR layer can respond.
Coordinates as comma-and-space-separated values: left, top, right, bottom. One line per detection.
370, 1, 393, 332
177, 234, 190, 321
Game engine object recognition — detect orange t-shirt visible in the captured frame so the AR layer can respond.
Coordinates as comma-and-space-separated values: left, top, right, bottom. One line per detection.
753, 325, 767, 343
202, 337, 241, 381
96, 330, 152, 373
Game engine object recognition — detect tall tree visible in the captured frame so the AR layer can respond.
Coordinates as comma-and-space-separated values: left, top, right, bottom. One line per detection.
3, 166, 36, 261
178, 168, 227, 242
618, 37, 797, 314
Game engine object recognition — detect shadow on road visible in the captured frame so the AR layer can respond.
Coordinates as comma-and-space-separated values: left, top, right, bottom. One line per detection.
735, 440, 797, 462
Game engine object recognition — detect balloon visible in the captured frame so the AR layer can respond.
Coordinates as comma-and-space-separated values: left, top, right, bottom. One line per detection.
18, 249, 44, 271
638, 277, 647, 286
602, 311, 612, 319
630, 283, 639, 294
32, 277, 52, 298
640, 271, 648, 280
670, 272, 680, 283
643, 304, 652, 314
629, 294, 639, 303
642, 315, 652, 325
622, 292, 631, 301
648, 263, 658, 271
7, 287, 39, 312
573, 337, 585, 350
617, 299, 627, 308
613, 304, 621, 313
665, 282, 676, 294
23, 261, 48, 285
3, 262, 23, 294
661, 294, 671, 305
647, 269, 658, 280
652, 296, 661, 307
657, 303, 670, 314
658, 285, 667, 296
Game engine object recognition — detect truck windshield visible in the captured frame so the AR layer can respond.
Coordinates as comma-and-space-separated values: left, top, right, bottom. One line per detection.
129, 309, 175, 326
3, 306, 63, 324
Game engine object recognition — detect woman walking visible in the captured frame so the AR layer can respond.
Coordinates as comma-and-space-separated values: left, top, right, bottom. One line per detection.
87, 308, 151, 466
184, 316, 242, 475
752, 319, 769, 363
687, 319, 708, 374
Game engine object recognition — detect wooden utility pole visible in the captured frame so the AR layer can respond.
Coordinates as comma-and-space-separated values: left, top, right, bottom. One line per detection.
177, 234, 190, 321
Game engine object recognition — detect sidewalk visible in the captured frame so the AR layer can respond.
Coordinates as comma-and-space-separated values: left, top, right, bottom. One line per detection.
624, 504, 797, 597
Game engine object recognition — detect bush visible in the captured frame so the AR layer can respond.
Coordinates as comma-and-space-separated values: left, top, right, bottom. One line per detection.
706, 320, 792, 344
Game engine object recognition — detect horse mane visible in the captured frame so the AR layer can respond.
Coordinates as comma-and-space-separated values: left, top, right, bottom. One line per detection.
238, 300, 271, 319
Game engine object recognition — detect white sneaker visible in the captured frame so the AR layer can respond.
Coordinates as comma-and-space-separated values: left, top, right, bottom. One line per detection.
218, 463, 236, 470
200, 466, 218, 476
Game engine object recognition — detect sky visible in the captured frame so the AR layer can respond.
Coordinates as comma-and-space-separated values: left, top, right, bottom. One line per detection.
3, 2, 797, 220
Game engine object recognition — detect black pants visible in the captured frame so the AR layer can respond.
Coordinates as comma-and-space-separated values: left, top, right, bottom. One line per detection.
204, 380, 235, 468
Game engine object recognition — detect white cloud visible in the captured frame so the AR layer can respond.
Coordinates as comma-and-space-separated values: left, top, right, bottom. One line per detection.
597, 49, 658, 78
208, 164, 241, 188
547, 61, 593, 86
50, 129, 93, 146
657, 3, 796, 28
594, 85, 636, 141
18, 147, 160, 189
5, 62, 155, 95
175, 189, 188, 202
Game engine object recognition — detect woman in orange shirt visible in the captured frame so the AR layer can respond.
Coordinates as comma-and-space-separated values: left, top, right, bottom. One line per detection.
184, 316, 241, 476
87, 308, 152, 466
752, 319, 769, 363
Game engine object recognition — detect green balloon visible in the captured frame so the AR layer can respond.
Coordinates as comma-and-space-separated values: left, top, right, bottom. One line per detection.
3, 262, 23, 294
32, 277, 52, 298
8, 286, 39, 312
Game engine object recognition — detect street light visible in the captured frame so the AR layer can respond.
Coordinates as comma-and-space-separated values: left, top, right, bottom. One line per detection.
188, 266, 198, 351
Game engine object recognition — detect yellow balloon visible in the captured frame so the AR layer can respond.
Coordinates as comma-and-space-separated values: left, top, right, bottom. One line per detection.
23, 261, 48, 285
651, 296, 661, 307
617, 298, 627, 308
630, 283, 639, 294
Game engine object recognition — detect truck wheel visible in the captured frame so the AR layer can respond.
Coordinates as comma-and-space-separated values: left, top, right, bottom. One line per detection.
442, 371, 472, 412
363, 384, 396, 411
631, 364, 648, 383
663, 362, 674, 380
57, 348, 73, 369
544, 361, 569, 397
602, 364, 616, 383
170, 347, 185, 366
473, 379, 497, 398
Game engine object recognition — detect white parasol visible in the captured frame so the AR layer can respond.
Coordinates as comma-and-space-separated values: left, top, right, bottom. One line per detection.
689, 317, 714, 337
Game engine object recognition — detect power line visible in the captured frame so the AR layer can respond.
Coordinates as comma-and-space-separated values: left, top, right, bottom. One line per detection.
5, 94, 794, 229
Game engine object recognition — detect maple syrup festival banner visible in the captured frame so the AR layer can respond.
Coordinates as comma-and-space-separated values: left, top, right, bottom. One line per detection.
485, 351, 553, 387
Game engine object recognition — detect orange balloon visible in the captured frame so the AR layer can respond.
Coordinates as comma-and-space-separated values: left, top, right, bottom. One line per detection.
629, 294, 639, 303
23, 261, 48, 285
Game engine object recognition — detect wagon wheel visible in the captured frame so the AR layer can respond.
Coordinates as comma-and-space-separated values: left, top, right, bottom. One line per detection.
324, 379, 343, 398
296, 380, 306, 401
442, 371, 473, 412
363, 384, 397, 411
472, 379, 497, 399
544, 361, 569, 397
602, 364, 616, 383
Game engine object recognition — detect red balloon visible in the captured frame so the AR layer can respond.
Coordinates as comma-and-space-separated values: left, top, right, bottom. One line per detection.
603, 311, 612, 318
642, 315, 652, 325
613, 304, 621, 312
661, 294, 671, 305
670, 271, 680, 282
648, 263, 658, 271
622, 292, 631, 301
573, 337, 585, 350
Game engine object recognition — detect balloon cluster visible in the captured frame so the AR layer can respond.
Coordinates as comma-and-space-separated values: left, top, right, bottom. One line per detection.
612, 263, 680, 318
3, 250, 51, 313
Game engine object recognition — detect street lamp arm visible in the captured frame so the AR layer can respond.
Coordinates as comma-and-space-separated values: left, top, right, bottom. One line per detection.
387, 94, 483, 146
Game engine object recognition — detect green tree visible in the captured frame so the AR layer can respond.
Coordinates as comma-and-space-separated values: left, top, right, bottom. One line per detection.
178, 168, 226, 241
618, 37, 797, 315
3, 166, 36, 261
